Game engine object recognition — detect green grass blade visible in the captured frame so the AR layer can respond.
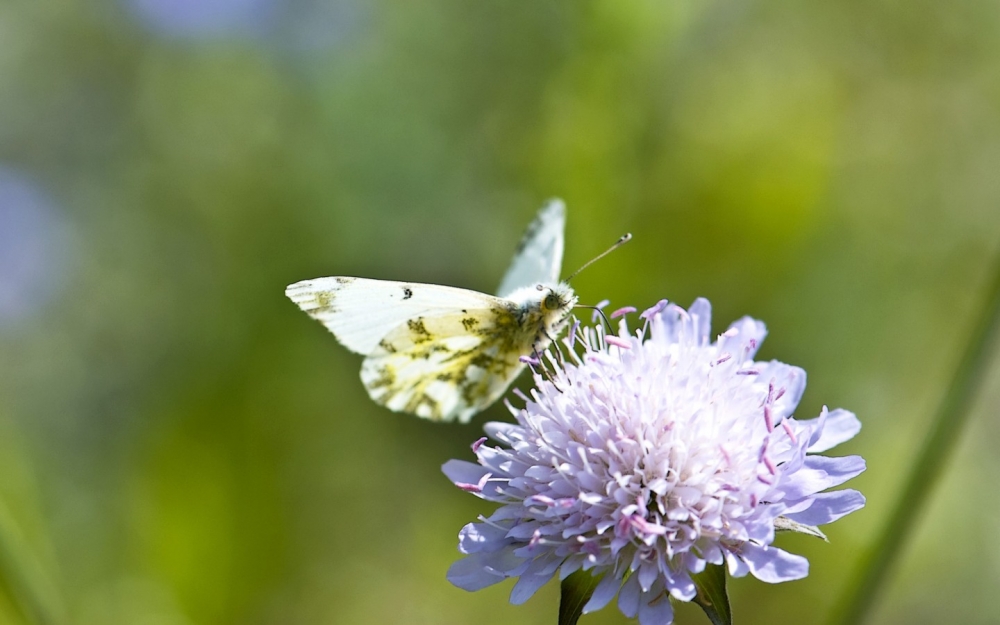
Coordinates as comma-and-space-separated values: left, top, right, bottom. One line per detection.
830, 257, 1000, 625
0, 500, 62, 625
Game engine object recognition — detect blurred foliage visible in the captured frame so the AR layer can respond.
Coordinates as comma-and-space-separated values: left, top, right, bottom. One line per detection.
1, 0, 999, 624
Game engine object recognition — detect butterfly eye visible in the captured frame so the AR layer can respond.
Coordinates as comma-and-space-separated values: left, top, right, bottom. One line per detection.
543, 292, 562, 311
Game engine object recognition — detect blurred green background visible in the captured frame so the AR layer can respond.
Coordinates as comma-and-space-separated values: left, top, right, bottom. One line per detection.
2, 1, 1000, 624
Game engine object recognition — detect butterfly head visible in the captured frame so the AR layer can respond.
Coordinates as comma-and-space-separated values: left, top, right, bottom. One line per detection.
538, 282, 576, 314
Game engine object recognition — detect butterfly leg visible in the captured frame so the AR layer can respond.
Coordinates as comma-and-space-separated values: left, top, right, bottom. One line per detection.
576, 305, 613, 335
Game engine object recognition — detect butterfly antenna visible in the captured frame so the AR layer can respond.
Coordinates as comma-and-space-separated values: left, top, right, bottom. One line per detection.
564, 233, 632, 283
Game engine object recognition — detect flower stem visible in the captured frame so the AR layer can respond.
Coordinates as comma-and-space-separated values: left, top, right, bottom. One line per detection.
559, 570, 603, 625
830, 256, 1000, 625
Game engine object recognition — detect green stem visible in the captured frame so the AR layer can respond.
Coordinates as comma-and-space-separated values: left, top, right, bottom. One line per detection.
0, 500, 62, 625
830, 256, 1000, 625
559, 569, 604, 625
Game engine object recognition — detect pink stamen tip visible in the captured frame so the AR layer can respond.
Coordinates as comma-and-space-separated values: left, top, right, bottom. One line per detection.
605, 336, 631, 349
764, 454, 777, 475
525, 495, 555, 507
610, 306, 637, 319
456, 473, 491, 493
714, 353, 732, 366
757, 474, 773, 485
472, 437, 488, 452
750, 494, 758, 508
519, 355, 540, 366
764, 405, 774, 432
719, 445, 732, 465
782, 419, 797, 443
629, 514, 667, 536
736, 369, 760, 376
748, 338, 757, 349
774, 387, 786, 401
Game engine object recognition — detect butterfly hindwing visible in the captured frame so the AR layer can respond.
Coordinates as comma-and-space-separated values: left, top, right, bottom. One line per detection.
360, 304, 541, 423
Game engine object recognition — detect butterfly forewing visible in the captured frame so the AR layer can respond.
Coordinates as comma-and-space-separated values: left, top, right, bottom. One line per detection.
495, 199, 565, 298
285, 277, 499, 355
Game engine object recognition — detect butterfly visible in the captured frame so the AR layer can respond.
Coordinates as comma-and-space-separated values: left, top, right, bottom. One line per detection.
285, 199, 577, 423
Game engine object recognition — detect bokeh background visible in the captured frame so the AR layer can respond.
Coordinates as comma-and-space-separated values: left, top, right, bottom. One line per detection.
2, 1, 1000, 624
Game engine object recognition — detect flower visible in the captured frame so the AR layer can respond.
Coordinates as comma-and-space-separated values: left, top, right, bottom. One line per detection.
443, 298, 866, 625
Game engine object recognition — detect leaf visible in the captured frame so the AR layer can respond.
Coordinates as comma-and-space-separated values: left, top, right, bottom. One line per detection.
559, 569, 604, 625
774, 516, 828, 541
691, 563, 732, 625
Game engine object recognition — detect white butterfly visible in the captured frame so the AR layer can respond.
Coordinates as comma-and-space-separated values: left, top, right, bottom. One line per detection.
285, 199, 577, 423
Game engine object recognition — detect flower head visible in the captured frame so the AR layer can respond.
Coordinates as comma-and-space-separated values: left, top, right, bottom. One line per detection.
443, 298, 866, 625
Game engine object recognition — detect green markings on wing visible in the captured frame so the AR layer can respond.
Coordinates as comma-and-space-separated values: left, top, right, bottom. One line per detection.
359, 305, 543, 422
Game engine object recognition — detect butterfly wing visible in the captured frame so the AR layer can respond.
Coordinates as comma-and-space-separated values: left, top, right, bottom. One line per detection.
495, 199, 566, 298
288, 200, 572, 422
285, 277, 499, 355
287, 276, 536, 422
360, 304, 538, 423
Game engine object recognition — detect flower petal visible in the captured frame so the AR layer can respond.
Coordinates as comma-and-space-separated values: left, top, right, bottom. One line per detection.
509, 575, 548, 604
807, 408, 861, 452
458, 522, 510, 554
638, 583, 675, 625
740, 543, 809, 583
776, 455, 866, 499
689, 297, 713, 346
484, 420, 520, 443
447, 552, 511, 591
618, 572, 642, 617
720, 315, 768, 357
762, 363, 807, 420
509, 557, 560, 605
442, 459, 491, 487
783, 490, 866, 526
583, 571, 621, 613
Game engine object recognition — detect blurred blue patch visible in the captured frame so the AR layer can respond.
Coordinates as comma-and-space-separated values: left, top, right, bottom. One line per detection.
0, 168, 70, 327
126, 0, 280, 39
124, 0, 368, 51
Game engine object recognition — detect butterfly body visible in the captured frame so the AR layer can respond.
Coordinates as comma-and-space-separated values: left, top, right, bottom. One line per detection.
286, 200, 574, 423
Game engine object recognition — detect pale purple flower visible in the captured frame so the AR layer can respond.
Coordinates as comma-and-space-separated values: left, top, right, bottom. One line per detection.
443, 298, 865, 625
